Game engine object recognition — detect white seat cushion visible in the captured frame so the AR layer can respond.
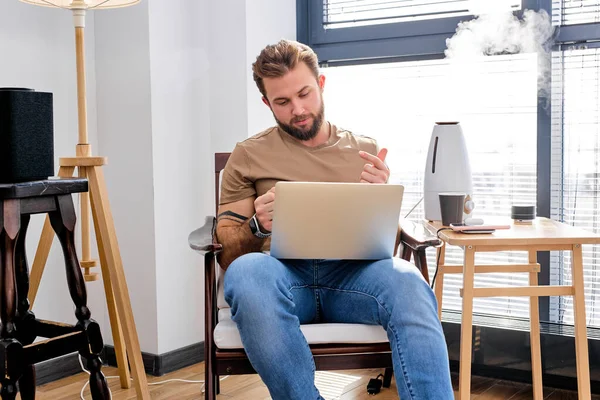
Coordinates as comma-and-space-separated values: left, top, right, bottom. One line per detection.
217, 266, 229, 309
214, 265, 389, 349
214, 308, 389, 349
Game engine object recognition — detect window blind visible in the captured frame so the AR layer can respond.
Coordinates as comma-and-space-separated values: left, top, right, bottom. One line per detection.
323, 54, 538, 318
323, 0, 521, 29
552, 0, 600, 26
550, 48, 600, 326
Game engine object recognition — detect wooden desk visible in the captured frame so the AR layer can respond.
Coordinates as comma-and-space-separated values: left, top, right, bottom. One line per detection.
426, 217, 600, 400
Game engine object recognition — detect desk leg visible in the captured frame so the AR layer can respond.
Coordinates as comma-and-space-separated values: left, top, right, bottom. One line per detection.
459, 245, 475, 400
434, 244, 446, 320
528, 250, 543, 400
571, 244, 591, 398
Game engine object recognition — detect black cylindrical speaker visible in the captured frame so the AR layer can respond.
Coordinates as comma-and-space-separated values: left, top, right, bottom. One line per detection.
511, 205, 536, 222
0, 88, 54, 183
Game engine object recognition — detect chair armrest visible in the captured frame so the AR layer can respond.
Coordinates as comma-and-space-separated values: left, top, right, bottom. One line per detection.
399, 219, 442, 252
188, 216, 223, 254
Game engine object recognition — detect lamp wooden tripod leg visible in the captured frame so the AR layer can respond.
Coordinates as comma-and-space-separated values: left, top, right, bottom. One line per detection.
27, 20, 150, 400
28, 159, 150, 399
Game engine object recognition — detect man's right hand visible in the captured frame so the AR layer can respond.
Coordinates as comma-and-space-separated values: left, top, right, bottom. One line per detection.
254, 187, 276, 232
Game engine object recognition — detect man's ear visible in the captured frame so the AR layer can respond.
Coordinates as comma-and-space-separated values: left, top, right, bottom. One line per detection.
318, 74, 326, 90
262, 96, 271, 108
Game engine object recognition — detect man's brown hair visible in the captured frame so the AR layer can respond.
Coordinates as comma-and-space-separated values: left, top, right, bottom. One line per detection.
252, 39, 320, 99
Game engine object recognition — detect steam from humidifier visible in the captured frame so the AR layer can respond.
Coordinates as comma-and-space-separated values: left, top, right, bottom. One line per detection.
445, 0, 555, 96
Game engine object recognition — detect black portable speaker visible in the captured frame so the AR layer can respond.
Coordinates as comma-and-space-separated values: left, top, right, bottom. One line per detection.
0, 88, 54, 183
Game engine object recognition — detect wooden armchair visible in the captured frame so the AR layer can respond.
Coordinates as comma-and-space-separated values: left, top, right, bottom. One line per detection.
188, 153, 442, 399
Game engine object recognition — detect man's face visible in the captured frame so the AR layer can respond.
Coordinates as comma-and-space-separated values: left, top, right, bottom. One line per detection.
262, 62, 326, 141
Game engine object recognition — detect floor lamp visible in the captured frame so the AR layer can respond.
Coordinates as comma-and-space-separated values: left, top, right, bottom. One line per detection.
19, 1, 150, 398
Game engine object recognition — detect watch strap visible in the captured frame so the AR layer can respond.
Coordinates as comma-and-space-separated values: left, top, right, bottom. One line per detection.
250, 214, 271, 238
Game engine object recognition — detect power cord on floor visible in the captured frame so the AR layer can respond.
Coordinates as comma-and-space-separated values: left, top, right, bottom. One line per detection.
78, 354, 228, 399
366, 373, 384, 394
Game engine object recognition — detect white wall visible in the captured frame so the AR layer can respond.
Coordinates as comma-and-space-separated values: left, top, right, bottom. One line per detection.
147, 0, 212, 354
209, 0, 249, 154
209, 0, 297, 153
146, 0, 296, 354
1, 0, 296, 356
0, 1, 106, 333
245, 0, 297, 137
94, 1, 159, 353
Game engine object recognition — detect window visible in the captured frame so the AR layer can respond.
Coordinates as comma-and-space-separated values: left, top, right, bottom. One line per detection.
550, 47, 600, 326
548, 0, 600, 327
552, 0, 600, 25
323, 54, 538, 317
324, 0, 520, 29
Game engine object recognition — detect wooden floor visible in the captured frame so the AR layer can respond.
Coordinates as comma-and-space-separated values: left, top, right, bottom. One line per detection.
27, 362, 599, 399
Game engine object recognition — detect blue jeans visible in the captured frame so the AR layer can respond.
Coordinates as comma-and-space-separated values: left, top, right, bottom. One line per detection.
224, 253, 453, 400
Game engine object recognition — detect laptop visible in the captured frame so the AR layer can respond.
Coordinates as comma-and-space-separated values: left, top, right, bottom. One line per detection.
269, 182, 404, 260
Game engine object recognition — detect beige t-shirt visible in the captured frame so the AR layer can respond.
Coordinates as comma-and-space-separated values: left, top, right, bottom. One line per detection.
220, 123, 379, 205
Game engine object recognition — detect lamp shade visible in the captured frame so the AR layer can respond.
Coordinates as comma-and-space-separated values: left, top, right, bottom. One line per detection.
19, 0, 140, 9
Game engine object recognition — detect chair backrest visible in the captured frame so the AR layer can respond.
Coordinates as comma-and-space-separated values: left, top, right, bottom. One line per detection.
214, 153, 231, 216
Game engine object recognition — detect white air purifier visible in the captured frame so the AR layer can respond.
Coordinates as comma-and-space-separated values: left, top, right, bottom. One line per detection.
424, 122, 475, 221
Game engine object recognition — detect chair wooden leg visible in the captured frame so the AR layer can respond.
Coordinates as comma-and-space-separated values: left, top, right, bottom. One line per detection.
213, 286, 220, 396
204, 253, 217, 400
434, 245, 446, 320
401, 244, 411, 262
414, 249, 430, 284
204, 354, 215, 400
382, 367, 393, 388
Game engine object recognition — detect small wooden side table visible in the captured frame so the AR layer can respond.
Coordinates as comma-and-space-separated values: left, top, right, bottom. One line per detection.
427, 217, 600, 400
0, 179, 109, 400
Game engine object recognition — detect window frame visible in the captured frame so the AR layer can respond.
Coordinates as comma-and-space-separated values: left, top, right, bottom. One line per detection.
557, 24, 600, 45
298, 0, 545, 64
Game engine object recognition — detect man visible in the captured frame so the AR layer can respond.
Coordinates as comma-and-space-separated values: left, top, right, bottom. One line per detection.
216, 39, 453, 399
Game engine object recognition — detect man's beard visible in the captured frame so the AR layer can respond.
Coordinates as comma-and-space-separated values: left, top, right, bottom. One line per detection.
275, 102, 325, 141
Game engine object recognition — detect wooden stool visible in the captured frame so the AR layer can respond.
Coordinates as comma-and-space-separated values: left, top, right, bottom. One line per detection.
0, 179, 109, 400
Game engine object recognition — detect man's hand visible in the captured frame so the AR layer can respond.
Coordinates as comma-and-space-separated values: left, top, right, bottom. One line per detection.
254, 187, 276, 232
359, 148, 390, 184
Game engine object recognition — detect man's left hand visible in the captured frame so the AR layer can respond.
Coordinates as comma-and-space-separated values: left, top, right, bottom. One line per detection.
359, 148, 390, 184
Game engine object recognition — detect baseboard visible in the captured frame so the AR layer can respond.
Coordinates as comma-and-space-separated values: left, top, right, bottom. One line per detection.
33, 342, 204, 387
35, 352, 83, 386
103, 341, 205, 377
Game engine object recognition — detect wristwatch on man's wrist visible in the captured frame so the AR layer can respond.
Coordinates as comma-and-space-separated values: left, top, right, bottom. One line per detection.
249, 213, 271, 239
